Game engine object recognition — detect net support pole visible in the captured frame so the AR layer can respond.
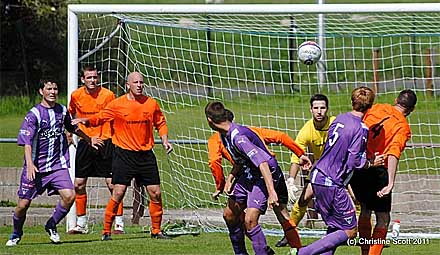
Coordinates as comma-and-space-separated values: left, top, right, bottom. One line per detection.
288, 16, 297, 93
373, 48, 380, 94
317, 0, 326, 87
425, 48, 433, 97
120, 20, 129, 96
66, 7, 79, 233
206, 15, 213, 97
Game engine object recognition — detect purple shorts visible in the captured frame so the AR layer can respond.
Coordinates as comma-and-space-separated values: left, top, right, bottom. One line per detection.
18, 168, 74, 200
312, 184, 357, 230
231, 175, 269, 214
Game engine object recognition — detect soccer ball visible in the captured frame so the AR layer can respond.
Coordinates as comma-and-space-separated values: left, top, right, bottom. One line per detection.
297, 41, 322, 65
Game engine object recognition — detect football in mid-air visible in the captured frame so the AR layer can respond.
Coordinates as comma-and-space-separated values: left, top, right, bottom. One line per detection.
298, 41, 322, 65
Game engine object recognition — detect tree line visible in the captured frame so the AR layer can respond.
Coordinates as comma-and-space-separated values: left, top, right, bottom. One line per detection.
1, 0, 68, 98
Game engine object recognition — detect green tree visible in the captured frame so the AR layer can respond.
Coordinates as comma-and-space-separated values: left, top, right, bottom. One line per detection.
1, 0, 67, 97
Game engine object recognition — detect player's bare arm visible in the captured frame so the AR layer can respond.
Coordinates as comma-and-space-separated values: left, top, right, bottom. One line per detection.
223, 173, 235, 196
288, 162, 301, 179
346, 184, 357, 203
363, 152, 385, 169
298, 154, 312, 170
24, 144, 38, 181
372, 153, 385, 167
65, 131, 76, 147
74, 128, 103, 150
161, 134, 173, 154
223, 164, 240, 197
259, 161, 278, 208
377, 155, 398, 198
71, 117, 89, 126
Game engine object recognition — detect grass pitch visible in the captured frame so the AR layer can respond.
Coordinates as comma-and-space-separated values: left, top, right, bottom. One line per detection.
0, 225, 439, 255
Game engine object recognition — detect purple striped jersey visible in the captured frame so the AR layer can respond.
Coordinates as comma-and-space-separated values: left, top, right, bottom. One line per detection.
311, 112, 369, 187
220, 122, 283, 181
17, 103, 76, 173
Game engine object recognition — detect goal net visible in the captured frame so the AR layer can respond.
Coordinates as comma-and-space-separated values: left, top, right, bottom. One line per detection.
68, 4, 440, 238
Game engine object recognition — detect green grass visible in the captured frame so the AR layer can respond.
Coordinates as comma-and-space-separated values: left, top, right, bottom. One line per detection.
0, 114, 27, 167
1, 92, 439, 172
0, 225, 439, 255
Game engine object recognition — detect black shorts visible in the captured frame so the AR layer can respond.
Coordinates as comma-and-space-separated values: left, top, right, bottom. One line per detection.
112, 147, 160, 186
301, 169, 311, 186
275, 174, 289, 205
75, 139, 113, 178
350, 166, 391, 212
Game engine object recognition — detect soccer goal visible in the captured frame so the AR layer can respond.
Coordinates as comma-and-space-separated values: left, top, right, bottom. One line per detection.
67, 4, 440, 238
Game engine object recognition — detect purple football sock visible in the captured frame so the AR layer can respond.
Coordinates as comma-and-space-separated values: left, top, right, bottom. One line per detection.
227, 222, 248, 255
298, 230, 348, 255
246, 225, 267, 255
318, 227, 338, 255
51, 202, 69, 224
12, 213, 26, 236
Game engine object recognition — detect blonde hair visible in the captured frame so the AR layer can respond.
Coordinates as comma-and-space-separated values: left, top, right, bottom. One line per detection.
351, 86, 375, 113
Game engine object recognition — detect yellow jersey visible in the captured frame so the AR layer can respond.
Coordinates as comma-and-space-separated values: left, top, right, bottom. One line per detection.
290, 116, 336, 164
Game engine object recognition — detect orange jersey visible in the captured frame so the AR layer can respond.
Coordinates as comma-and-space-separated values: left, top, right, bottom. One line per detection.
69, 86, 115, 139
207, 127, 304, 190
89, 94, 168, 152
363, 103, 411, 165
253, 127, 305, 157
208, 133, 233, 190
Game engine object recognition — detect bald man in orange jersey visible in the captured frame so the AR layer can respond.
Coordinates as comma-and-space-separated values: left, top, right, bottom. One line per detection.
73, 71, 173, 241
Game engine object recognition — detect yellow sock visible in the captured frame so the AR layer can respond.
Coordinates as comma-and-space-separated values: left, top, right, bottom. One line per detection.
355, 202, 361, 218
290, 200, 307, 226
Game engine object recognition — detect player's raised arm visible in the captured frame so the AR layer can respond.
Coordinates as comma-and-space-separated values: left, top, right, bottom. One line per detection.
71, 117, 89, 126
207, 133, 226, 199
65, 113, 103, 149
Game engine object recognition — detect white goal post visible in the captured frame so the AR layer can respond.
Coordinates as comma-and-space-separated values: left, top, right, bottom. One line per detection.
67, 4, 440, 238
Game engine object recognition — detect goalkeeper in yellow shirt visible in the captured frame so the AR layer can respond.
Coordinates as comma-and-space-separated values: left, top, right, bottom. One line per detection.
276, 94, 335, 247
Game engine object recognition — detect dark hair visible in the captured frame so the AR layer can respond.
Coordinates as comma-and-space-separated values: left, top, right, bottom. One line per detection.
310, 94, 329, 108
38, 78, 57, 89
81, 65, 98, 78
351, 86, 375, 113
225, 109, 234, 121
205, 101, 232, 124
396, 89, 417, 113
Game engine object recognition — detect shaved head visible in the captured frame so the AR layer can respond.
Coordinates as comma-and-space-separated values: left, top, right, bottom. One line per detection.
127, 72, 143, 82
126, 71, 145, 99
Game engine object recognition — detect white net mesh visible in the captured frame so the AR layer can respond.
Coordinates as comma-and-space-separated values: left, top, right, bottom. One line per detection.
76, 10, 440, 236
